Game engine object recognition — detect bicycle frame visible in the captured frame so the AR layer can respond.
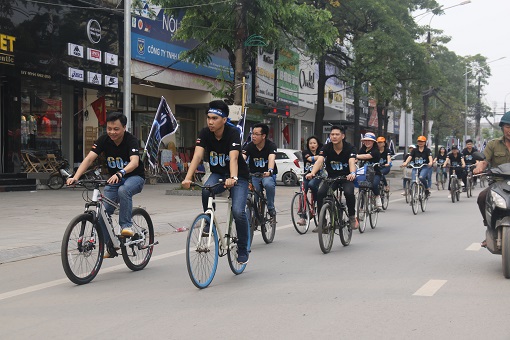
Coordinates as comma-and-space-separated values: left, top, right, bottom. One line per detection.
197, 191, 235, 253
85, 184, 148, 250
248, 175, 269, 223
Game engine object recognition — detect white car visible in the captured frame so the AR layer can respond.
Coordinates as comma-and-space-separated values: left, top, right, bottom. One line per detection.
391, 152, 405, 168
275, 149, 303, 186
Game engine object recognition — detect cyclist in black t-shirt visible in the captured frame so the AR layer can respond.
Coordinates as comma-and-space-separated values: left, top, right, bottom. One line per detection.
67, 112, 145, 258
298, 136, 323, 225
306, 125, 358, 231
443, 145, 466, 191
402, 135, 433, 196
242, 123, 278, 220
433, 146, 448, 185
376, 136, 392, 192
356, 132, 382, 209
462, 139, 479, 185
182, 100, 250, 264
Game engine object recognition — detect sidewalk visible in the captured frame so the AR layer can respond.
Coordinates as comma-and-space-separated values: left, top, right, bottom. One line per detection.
0, 183, 205, 264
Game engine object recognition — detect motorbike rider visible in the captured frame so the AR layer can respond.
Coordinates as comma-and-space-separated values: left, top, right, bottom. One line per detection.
474, 112, 510, 247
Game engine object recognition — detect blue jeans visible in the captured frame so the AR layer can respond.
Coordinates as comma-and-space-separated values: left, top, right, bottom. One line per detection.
251, 175, 276, 213
304, 177, 321, 201
201, 173, 250, 252
412, 166, 431, 189
379, 166, 391, 186
101, 175, 145, 244
372, 174, 381, 196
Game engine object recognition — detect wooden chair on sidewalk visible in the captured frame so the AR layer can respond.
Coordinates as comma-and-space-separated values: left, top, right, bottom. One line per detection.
21, 152, 42, 173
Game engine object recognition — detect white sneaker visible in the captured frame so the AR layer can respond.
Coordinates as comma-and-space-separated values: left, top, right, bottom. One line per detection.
375, 196, 382, 208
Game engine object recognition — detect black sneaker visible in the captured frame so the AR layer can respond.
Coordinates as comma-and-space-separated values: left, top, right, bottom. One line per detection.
201, 221, 210, 237
425, 189, 430, 197
237, 250, 249, 264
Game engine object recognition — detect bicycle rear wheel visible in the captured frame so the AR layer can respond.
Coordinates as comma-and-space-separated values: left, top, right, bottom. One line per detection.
291, 192, 310, 234
318, 203, 335, 253
48, 173, 64, 190
186, 214, 219, 289
357, 191, 368, 233
121, 208, 154, 271
339, 206, 352, 246
369, 195, 379, 228
227, 216, 247, 275
411, 183, 419, 215
61, 213, 104, 285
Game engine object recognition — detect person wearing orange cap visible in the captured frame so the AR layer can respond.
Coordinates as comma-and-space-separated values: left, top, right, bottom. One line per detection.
402, 135, 433, 197
376, 136, 392, 192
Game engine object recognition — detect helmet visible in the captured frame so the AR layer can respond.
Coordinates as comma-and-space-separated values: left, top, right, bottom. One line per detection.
376, 137, 386, 143
499, 111, 510, 127
408, 144, 416, 149
417, 135, 427, 142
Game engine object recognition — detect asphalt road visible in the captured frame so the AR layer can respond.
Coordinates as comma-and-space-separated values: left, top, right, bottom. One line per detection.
1, 182, 510, 339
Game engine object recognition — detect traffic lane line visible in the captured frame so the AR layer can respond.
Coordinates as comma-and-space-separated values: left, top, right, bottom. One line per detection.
466, 243, 482, 251
413, 279, 447, 297
0, 224, 294, 302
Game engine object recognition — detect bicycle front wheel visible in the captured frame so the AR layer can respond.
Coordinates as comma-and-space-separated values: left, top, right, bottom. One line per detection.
291, 192, 310, 234
186, 214, 219, 289
121, 208, 154, 271
381, 185, 389, 211
420, 186, 428, 212
261, 203, 276, 244
450, 179, 456, 203
411, 183, 419, 215
61, 213, 104, 285
227, 217, 247, 275
48, 174, 64, 190
369, 195, 379, 229
404, 180, 410, 203
246, 199, 255, 246
339, 207, 352, 246
318, 203, 335, 254
357, 191, 368, 233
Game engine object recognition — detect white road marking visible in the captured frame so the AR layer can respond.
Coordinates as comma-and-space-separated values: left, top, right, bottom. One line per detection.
466, 243, 482, 251
413, 279, 447, 297
0, 224, 294, 302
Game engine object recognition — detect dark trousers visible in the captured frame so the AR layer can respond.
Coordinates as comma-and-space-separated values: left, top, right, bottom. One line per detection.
477, 187, 489, 225
317, 179, 356, 217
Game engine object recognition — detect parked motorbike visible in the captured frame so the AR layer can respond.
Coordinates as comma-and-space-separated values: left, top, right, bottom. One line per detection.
476, 151, 510, 278
47, 160, 101, 190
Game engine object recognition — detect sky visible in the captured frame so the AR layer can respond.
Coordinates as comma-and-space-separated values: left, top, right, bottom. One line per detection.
417, 0, 510, 117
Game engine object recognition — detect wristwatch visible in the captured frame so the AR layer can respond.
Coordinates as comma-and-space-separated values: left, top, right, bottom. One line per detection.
231, 176, 239, 181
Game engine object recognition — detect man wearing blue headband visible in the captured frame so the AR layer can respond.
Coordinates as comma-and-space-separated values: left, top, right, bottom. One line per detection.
182, 100, 250, 264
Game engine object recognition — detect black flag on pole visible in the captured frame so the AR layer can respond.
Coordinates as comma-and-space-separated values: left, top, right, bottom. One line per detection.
143, 96, 179, 170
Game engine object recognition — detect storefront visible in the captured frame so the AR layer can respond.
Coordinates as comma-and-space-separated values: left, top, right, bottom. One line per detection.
0, 0, 122, 174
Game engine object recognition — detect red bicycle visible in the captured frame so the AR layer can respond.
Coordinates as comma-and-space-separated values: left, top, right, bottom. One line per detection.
290, 171, 318, 234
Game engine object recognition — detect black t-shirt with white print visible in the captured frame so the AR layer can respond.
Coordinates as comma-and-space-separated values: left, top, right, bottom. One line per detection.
196, 125, 249, 179
92, 132, 145, 178
358, 145, 381, 166
448, 153, 464, 167
410, 147, 432, 166
318, 141, 356, 178
462, 147, 477, 165
242, 140, 278, 174
436, 153, 447, 165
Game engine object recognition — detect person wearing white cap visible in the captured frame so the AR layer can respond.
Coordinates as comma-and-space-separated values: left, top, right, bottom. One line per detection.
356, 132, 382, 208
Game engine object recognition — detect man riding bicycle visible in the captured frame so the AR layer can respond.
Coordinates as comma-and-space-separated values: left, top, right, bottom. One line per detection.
242, 123, 278, 221
402, 136, 433, 197
67, 112, 145, 258
442, 145, 466, 191
305, 125, 358, 231
462, 139, 479, 186
181, 100, 250, 264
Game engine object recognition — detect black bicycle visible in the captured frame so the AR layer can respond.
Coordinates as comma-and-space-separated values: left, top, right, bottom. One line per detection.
246, 173, 276, 245
317, 177, 352, 254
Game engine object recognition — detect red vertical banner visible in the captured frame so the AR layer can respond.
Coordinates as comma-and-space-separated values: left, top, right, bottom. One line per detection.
282, 124, 290, 144
91, 96, 106, 126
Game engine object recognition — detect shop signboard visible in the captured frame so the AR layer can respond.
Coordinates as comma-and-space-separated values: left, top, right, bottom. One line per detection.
256, 47, 275, 101
277, 48, 299, 105
132, 1, 232, 79
0, 33, 15, 66
298, 53, 316, 109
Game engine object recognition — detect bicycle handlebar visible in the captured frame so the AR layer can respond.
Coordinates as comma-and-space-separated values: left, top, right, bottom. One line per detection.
407, 163, 427, 169
190, 180, 226, 190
